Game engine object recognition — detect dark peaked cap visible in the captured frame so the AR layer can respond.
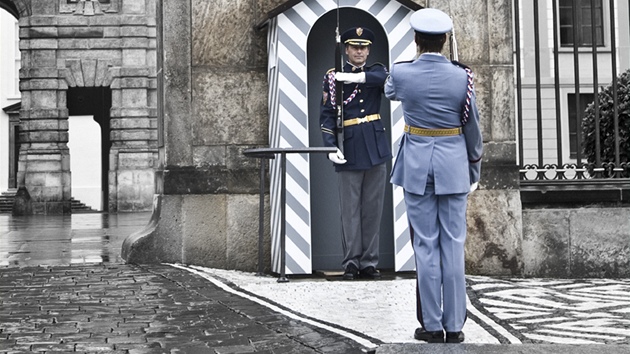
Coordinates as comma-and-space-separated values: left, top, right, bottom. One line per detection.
341, 27, 375, 46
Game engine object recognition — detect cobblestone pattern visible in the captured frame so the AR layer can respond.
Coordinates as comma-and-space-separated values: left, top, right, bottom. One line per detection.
0, 264, 366, 353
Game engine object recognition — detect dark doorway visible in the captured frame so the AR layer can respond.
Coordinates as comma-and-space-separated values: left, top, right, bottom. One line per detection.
66, 87, 112, 211
308, 8, 394, 271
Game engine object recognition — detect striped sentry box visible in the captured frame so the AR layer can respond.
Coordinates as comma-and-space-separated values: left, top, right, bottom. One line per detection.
266, 0, 418, 274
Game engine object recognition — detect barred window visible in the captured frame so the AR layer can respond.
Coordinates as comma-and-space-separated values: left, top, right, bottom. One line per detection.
559, 0, 604, 47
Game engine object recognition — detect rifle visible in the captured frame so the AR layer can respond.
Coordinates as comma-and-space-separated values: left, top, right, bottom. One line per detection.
334, 6, 344, 153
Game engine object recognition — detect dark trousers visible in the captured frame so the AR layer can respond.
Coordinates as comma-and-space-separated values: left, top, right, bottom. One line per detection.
337, 163, 387, 270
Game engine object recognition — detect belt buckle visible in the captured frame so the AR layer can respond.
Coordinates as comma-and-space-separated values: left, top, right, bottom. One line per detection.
357, 117, 368, 124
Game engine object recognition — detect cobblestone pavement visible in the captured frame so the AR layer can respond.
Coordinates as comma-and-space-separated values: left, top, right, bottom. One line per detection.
1, 213, 629, 353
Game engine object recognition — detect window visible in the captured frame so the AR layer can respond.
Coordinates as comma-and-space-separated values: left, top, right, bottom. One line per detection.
568, 93, 594, 159
559, 0, 604, 47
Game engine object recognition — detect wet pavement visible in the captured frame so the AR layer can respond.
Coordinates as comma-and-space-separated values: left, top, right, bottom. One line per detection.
1, 212, 629, 353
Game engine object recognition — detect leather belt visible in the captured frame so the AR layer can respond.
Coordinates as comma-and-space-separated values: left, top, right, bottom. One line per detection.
344, 114, 380, 127
404, 124, 462, 137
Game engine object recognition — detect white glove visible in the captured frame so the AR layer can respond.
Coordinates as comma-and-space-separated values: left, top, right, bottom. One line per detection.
469, 182, 479, 193
328, 149, 347, 164
335, 72, 366, 84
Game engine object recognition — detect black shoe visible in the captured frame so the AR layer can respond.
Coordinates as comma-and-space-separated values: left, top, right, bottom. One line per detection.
360, 266, 381, 279
342, 264, 358, 280
414, 328, 444, 343
446, 331, 465, 343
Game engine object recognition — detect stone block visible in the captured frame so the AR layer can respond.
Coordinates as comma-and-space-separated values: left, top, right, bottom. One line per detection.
89, 16, 122, 27
226, 194, 264, 271
122, 38, 149, 49
121, 26, 149, 37
28, 90, 58, 109
192, 69, 268, 145
119, 78, 149, 89
27, 78, 62, 90
27, 38, 59, 50
118, 152, 156, 169
122, 49, 147, 66
58, 27, 105, 38
30, 49, 58, 67
103, 27, 122, 38
465, 190, 523, 276
121, 88, 148, 107
192, 0, 254, 67
182, 195, 228, 267
192, 146, 227, 167
489, 67, 516, 141
56, 16, 89, 27
110, 129, 155, 142
28, 27, 58, 38
26, 15, 58, 26
433, 0, 487, 64
88, 38, 123, 49
570, 208, 630, 277
123, 1, 146, 14
95, 60, 111, 86
121, 15, 148, 26
110, 118, 153, 129
82, 59, 97, 86
522, 210, 570, 277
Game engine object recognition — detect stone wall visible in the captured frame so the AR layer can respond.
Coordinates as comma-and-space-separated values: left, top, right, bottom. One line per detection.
15, 0, 158, 214
523, 207, 630, 278
124, 0, 527, 275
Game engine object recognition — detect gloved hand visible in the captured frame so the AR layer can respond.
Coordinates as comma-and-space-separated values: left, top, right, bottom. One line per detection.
328, 149, 347, 164
335, 72, 366, 84
469, 182, 479, 193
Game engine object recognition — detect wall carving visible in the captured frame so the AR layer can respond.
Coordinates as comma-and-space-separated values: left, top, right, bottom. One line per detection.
59, 0, 119, 15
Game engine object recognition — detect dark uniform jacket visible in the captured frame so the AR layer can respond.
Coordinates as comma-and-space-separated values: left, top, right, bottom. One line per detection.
320, 62, 392, 172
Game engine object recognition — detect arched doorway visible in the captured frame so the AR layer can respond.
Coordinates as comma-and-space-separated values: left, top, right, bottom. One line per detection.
307, 8, 394, 271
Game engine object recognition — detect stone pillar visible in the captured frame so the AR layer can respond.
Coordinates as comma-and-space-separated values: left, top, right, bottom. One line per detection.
434, 0, 524, 275
16, 14, 72, 215
108, 0, 158, 213
123, 0, 269, 270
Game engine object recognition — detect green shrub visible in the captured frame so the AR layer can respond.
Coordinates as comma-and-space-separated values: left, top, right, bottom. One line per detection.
582, 68, 629, 177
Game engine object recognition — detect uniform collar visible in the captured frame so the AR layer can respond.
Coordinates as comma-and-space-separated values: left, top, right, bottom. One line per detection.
418, 53, 449, 63
345, 62, 365, 72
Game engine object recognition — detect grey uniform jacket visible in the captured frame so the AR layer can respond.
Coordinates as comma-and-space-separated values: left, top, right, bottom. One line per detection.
385, 53, 483, 195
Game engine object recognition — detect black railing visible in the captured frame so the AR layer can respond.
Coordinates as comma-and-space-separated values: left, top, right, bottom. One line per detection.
243, 147, 336, 282
514, 0, 629, 205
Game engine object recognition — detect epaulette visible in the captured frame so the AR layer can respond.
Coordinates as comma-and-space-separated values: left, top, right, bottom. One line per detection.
368, 62, 386, 68
326, 67, 336, 74
451, 60, 471, 71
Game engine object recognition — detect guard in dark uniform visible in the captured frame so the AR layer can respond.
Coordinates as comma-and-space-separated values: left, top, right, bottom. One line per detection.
320, 27, 392, 280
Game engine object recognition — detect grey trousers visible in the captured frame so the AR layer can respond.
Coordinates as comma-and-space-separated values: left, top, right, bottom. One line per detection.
337, 163, 387, 270
404, 173, 468, 332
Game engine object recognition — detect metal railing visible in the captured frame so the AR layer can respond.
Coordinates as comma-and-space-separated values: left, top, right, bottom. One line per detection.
243, 146, 336, 282
514, 0, 629, 204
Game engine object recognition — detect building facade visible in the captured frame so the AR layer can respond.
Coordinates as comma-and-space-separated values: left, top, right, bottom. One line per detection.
1, 0, 158, 213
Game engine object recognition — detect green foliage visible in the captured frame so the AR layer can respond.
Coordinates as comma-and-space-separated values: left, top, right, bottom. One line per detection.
581, 69, 629, 177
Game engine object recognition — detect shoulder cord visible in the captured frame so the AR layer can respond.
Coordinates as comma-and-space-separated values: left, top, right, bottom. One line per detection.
461, 67, 474, 126
327, 72, 359, 106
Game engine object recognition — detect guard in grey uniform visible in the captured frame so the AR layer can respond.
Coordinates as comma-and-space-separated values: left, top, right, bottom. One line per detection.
320, 27, 391, 280
385, 8, 483, 343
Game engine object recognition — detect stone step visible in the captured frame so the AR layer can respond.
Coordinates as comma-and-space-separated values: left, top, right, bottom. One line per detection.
0, 190, 98, 214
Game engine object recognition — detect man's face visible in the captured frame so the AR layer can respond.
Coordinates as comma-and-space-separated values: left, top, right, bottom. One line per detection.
345, 44, 370, 67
